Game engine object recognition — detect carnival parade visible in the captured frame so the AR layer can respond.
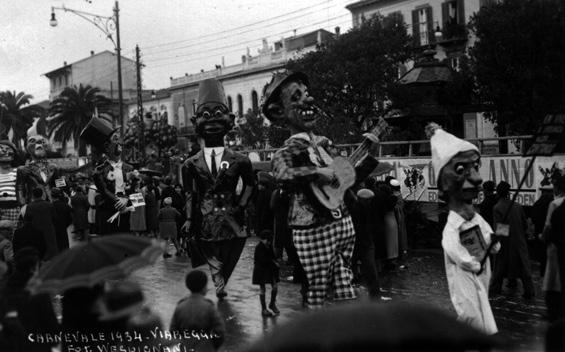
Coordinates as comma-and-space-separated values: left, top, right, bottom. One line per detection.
2, 0, 565, 351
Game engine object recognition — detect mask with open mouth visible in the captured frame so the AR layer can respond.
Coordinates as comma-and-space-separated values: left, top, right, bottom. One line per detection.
0, 143, 16, 165
26, 136, 49, 160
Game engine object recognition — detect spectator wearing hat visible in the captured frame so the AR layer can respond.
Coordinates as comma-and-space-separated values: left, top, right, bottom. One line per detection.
390, 178, 408, 268
158, 197, 182, 257
170, 270, 225, 351
382, 177, 399, 271
51, 188, 72, 252
491, 181, 535, 299
0, 247, 59, 352
253, 229, 280, 317
24, 188, 57, 260
143, 178, 160, 238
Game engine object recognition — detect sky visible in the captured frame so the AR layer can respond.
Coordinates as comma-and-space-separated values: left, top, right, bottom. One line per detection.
0, 0, 356, 103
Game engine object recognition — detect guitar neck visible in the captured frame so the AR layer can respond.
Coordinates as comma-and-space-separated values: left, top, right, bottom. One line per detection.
349, 139, 372, 167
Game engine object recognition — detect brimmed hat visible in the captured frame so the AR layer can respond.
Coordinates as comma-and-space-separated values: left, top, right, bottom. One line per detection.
163, 197, 172, 205
261, 71, 309, 119
196, 78, 228, 113
98, 281, 145, 321
51, 187, 64, 199
426, 123, 479, 177
0, 140, 17, 154
80, 116, 117, 151
356, 188, 375, 199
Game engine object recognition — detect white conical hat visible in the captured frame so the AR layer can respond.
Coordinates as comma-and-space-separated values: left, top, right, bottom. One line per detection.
426, 123, 479, 176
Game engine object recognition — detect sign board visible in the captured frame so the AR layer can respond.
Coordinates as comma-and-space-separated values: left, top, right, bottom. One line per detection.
459, 225, 486, 258
525, 113, 565, 156
370, 154, 565, 206
129, 193, 146, 207
54, 177, 67, 188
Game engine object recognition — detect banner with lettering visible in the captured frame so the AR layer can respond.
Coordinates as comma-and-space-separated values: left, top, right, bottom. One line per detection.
372, 155, 565, 206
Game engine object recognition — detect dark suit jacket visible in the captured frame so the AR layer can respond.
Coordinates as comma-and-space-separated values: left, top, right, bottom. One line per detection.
182, 149, 255, 241
12, 223, 46, 260
24, 200, 57, 260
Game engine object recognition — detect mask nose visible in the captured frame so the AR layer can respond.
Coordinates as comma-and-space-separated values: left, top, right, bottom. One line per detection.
466, 168, 483, 187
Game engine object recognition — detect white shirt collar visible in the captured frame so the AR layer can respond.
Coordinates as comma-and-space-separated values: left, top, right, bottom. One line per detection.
109, 159, 123, 168
204, 146, 225, 157
447, 210, 480, 229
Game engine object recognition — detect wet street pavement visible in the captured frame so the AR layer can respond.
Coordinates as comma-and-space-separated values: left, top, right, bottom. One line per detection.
130, 237, 547, 351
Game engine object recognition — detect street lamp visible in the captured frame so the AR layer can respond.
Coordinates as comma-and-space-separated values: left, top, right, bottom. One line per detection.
50, 1, 124, 132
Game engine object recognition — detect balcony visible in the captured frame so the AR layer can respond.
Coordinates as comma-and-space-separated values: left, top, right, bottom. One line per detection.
437, 22, 468, 46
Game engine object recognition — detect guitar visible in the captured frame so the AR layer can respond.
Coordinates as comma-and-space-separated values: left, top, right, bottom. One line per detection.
310, 117, 389, 217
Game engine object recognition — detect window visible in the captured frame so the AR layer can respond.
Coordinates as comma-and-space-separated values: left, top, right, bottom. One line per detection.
442, 0, 465, 27
412, 7, 433, 47
177, 105, 186, 127
449, 56, 461, 71
251, 90, 259, 113
237, 94, 243, 117
227, 96, 233, 112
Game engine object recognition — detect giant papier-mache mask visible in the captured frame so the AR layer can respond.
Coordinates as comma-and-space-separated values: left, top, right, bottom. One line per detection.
427, 123, 482, 204
0, 141, 17, 165
80, 116, 122, 159
261, 71, 320, 133
192, 79, 234, 147
26, 123, 50, 160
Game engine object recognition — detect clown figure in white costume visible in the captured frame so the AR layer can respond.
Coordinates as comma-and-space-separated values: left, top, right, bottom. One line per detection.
427, 123, 500, 335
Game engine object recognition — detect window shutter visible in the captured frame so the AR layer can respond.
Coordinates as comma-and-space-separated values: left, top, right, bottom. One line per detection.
457, 0, 465, 25
442, 2, 449, 28
426, 7, 434, 43
412, 9, 420, 46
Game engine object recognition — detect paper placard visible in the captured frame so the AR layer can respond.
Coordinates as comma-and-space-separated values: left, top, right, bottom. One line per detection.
55, 177, 67, 188
128, 193, 145, 207
495, 223, 510, 237
459, 225, 487, 258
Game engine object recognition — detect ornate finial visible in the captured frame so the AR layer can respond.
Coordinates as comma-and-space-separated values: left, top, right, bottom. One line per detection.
425, 122, 442, 139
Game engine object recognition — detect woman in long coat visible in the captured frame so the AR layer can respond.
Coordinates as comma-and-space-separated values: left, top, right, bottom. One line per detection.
128, 177, 146, 235
490, 181, 535, 298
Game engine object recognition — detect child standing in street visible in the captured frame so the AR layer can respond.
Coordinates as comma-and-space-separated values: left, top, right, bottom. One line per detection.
170, 270, 225, 351
253, 230, 280, 317
158, 197, 181, 258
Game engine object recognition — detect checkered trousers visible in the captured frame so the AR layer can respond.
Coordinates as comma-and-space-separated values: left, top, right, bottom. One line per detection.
293, 215, 356, 309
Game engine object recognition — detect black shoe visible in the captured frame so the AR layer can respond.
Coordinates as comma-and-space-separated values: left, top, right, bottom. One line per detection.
216, 291, 227, 300
163, 253, 172, 259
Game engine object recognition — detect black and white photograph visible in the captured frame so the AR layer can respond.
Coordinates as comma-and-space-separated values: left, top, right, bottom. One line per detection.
1, 0, 565, 351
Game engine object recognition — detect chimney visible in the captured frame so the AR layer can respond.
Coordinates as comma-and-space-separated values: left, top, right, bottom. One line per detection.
222, 56, 225, 67
63, 61, 67, 66
241, 55, 246, 63
335, 26, 341, 36
90, 50, 95, 56
293, 29, 297, 37
317, 30, 322, 46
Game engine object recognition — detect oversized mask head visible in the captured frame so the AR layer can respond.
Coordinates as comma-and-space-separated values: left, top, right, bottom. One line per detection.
262, 71, 319, 133
103, 131, 123, 160
26, 135, 49, 159
0, 141, 16, 165
192, 79, 234, 147
438, 150, 482, 203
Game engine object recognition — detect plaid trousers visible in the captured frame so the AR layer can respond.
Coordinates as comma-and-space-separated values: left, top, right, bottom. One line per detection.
293, 215, 356, 309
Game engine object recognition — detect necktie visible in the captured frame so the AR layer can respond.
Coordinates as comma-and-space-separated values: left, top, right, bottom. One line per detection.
210, 149, 218, 177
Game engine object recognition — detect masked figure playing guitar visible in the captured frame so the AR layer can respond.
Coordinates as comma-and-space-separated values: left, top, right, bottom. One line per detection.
262, 71, 381, 309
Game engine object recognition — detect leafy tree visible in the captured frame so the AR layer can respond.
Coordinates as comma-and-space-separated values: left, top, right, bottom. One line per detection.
48, 84, 112, 156
469, 0, 565, 135
286, 13, 412, 143
236, 109, 267, 148
0, 91, 45, 147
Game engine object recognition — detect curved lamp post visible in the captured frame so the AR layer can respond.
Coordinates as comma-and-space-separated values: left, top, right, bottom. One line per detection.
50, 1, 124, 132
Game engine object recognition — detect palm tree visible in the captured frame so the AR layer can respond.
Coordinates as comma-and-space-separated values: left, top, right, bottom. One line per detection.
48, 84, 112, 156
0, 91, 45, 147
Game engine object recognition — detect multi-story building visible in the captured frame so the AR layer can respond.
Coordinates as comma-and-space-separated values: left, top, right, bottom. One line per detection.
126, 89, 174, 127
346, 0, 498, 144
44, 50, 137, 102
168, 29, 335, 142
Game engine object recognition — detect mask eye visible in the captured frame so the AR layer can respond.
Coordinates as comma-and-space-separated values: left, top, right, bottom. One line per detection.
473, 161, 480, 171
200, 111, 211, 119
28, 138, 37, 144
214, 109, 225, 118
455, 164, 466, 175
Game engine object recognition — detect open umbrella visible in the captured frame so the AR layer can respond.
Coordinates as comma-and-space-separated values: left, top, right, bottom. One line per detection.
27, 235, 165, 294
245, 302, 506, 352
138, 168, 162, 177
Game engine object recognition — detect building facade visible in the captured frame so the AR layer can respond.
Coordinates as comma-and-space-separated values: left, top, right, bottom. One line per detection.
168, 29, 335, 142
346, 0, 498, 143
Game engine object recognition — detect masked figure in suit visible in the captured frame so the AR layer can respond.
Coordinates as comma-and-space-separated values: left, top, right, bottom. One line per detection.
80, 117, 133, 235
182, 79, 255, 299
